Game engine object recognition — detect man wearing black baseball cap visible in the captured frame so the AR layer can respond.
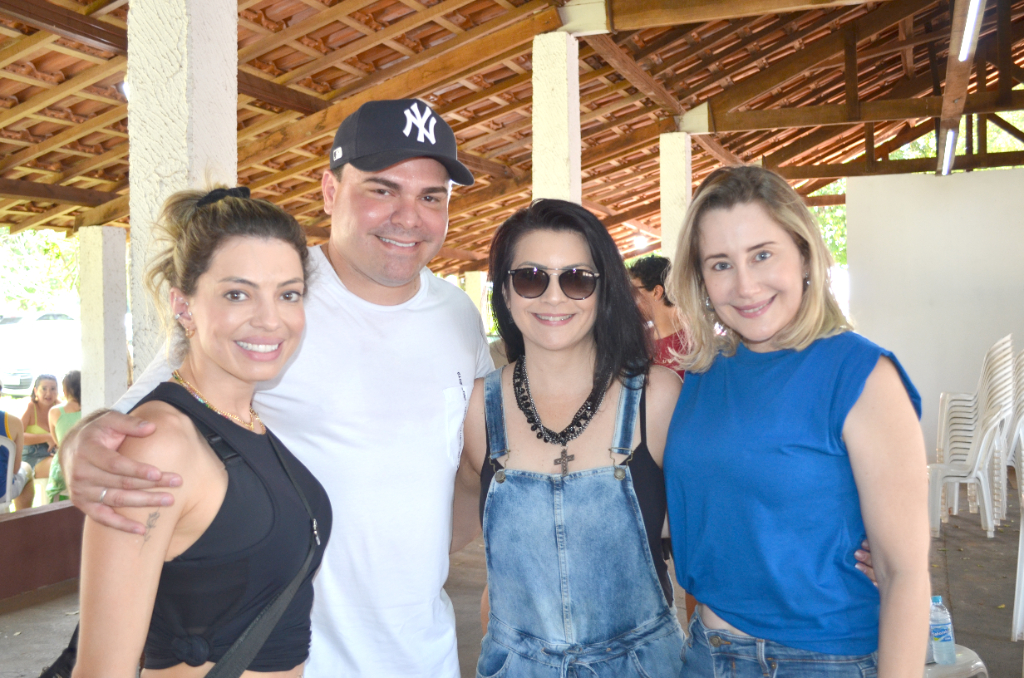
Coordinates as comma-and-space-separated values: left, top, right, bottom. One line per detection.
64, 99, 493, 678
329, 98, 475, 186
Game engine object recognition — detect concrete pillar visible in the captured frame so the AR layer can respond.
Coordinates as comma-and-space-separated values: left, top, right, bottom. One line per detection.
79, 227, 128, 414
659, 132, 692, 261
531, 32, 581, 203
127, 0, 237, 372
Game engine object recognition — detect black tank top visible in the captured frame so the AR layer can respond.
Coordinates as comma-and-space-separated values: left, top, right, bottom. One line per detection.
480, 386, 672, 603
134, 383, 333, 671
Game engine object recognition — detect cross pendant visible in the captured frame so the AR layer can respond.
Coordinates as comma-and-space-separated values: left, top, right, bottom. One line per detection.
554, 448, 575, 476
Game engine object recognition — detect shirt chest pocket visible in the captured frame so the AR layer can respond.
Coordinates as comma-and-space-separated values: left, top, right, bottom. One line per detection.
442, 385, 469, 467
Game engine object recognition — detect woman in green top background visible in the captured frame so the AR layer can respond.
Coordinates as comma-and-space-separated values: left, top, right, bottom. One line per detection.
46, 371, 81, 503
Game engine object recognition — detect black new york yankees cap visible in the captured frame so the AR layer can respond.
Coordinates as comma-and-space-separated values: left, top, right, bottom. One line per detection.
329, 99, 474, 186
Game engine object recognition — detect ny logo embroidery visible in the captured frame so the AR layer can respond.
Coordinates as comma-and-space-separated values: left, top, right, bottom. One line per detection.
402, 102, 437, 145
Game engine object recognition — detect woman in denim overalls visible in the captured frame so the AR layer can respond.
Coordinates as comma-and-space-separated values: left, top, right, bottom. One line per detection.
456, 199, 685, 678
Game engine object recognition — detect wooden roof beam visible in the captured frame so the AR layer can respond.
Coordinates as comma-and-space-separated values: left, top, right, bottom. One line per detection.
0, 177, 118, 206
238, 7, 562, 170
75, 192, 127, 227
938, 0, 985, 173
583, 34, 748, 168
692, 87, 1024, 132
775, 147, 1024, 179
692, 136, 745, 166
325, 0, 550, 102
1, 0, 330, 116
0, 105, 126, 173
585, 34, 683, 115
0, 0, 126, 53
708, 0, 936, 114
273, 0, 480, 87
607, 0, 897, 30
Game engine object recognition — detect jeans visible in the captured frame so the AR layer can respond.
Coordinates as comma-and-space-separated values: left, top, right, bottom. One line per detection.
23, 442, 52, 469
682, 608, 877, 678
478, 369, 684, 678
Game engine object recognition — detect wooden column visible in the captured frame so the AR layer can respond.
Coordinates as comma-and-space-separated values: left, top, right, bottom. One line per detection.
127, 0, 237, 372
531, 32, 581, 203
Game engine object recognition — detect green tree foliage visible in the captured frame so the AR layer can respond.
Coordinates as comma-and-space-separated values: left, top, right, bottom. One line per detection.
809, 179, 847, 266
0, 227, 80, 313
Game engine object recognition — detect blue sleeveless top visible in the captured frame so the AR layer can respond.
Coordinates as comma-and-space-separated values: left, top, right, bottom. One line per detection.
664, 332, 920, 655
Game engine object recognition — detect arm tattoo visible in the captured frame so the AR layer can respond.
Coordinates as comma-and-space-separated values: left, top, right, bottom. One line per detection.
142, 511, 160, 545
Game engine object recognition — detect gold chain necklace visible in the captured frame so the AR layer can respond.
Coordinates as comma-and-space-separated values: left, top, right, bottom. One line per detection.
171, 370, 263, 433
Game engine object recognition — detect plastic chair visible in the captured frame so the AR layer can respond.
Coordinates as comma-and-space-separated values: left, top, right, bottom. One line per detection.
1008, 350, 1024, 481
923, 645, 988, 677
0, 434, 14, 512
935, 335, 1014, 525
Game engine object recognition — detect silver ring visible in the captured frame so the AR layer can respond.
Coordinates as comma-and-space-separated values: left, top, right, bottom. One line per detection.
98, 488, 108, 504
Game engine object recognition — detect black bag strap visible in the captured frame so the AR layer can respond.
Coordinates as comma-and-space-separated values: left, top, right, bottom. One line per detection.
189, 418, 321, 678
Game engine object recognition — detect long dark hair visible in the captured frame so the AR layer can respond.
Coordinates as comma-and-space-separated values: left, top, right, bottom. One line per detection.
489, 199, 651, 389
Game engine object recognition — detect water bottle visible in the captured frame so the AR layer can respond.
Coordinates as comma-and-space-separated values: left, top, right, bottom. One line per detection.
930, 595, 957, 665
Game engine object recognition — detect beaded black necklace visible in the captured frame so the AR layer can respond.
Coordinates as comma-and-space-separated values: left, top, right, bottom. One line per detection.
512, 356, 610, 475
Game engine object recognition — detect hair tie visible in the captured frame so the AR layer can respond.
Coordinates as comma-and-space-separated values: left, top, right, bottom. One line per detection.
196, 186, 250, 208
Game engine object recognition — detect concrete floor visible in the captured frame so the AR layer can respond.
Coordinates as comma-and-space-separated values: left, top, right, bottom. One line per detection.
4, 486, 1023, 678
0, 581, 79, 678
930, 481, 1024, 677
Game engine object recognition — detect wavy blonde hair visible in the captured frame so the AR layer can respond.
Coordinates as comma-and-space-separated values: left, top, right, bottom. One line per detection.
666, 166, 851, 373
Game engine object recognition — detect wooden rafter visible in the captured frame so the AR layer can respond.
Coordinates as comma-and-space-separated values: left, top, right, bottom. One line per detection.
0, 176, 116, 205
775, 147, 1024, 177
74, 192, 127, 228
709, 0, 935, 114
701, 87, 1024, 131
938, 0, 985, 171
0, 0, 329, 116
237, 6, 561, 169
608, 0, 896, 30
0, 0, 125, 54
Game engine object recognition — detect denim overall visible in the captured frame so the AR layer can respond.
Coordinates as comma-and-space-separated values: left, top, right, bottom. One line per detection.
477, 369, 684, 678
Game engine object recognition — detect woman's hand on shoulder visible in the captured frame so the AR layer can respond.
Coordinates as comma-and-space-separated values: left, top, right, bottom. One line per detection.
645, 365, 683, 468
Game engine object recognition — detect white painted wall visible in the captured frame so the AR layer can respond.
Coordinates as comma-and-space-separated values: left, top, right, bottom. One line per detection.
847, 169, 1024, 458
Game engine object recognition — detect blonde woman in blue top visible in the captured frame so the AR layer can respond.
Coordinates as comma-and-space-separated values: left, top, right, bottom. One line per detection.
663, 166, 929, 678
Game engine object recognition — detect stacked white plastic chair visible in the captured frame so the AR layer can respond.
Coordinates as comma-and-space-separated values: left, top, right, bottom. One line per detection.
0, 434, 15, 513
1011, 350, 1024, 644
1009, 350, 1024, 485
930, 335, 1014, 539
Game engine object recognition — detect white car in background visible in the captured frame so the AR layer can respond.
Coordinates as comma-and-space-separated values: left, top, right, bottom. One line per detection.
0, 312, 81, 397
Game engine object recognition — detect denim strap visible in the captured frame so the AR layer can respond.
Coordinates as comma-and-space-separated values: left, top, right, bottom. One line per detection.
484, 368, 510, 460
610, 372, 644, 455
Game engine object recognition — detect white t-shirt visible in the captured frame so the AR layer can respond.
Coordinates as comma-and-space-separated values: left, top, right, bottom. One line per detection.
118, 247, 493, 677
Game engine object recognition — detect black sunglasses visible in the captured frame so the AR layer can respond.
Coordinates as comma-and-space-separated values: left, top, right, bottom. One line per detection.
507, 266, 600, 300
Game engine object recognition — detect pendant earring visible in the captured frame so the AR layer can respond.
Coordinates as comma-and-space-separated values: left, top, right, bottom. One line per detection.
185, 327, 195, 339
803, 276, 811, 288
703, 295, 714, 312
